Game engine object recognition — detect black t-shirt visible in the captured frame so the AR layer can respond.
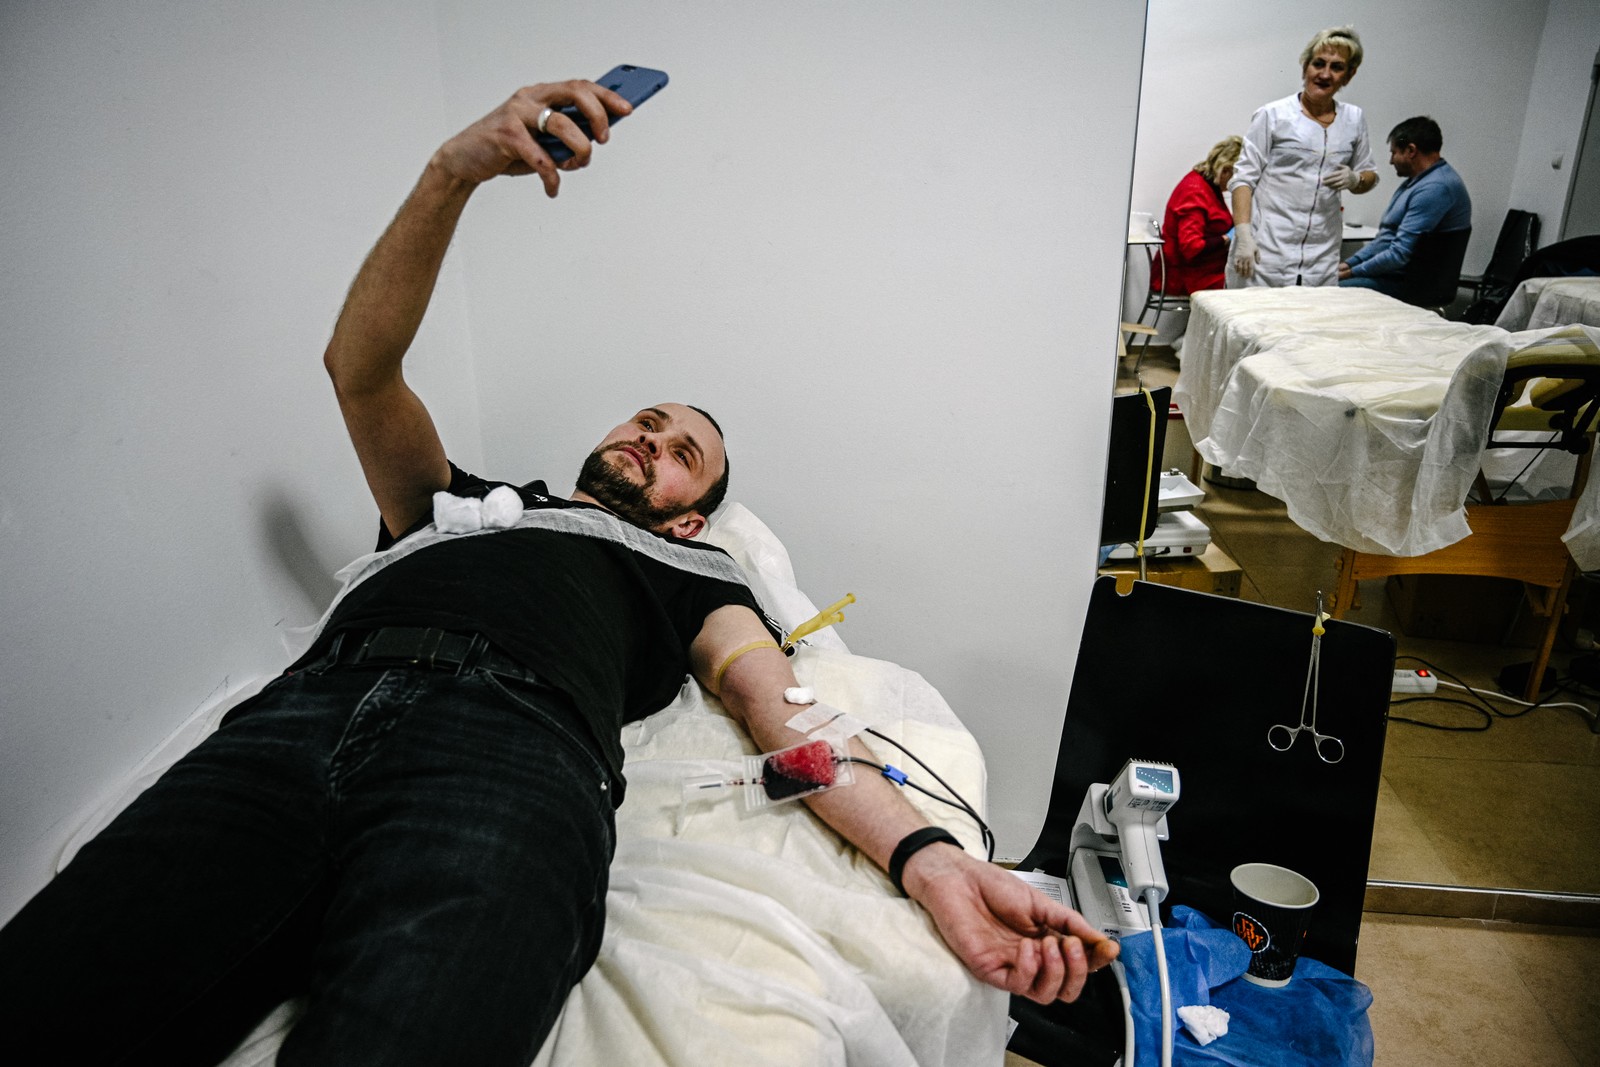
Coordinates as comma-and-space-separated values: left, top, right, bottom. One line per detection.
322, 464, 766, 779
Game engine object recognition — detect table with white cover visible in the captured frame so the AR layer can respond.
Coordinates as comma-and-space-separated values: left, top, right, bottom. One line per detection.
1495, 276, 1600, 332
1174, 288, 1600, 566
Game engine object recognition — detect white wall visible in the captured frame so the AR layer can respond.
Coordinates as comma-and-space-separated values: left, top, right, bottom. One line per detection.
441, 0, 1146, 860
1508, 0, 1600, 240
0, 0, 1146, 921
0, 0, 484, 922
1127, 0, 1577, 328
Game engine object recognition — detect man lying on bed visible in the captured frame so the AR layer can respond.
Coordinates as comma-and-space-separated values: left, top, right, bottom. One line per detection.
0, 77, 1116, 1065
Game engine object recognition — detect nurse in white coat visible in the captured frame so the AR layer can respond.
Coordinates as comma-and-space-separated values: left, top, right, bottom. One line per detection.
1228, 26, 1379, 288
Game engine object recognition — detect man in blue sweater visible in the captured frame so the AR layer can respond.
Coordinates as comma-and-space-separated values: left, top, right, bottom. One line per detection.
1338, 116, 1471, 295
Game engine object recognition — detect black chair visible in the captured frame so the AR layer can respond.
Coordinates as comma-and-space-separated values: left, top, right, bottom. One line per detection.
1005, 578, 1395, 1067
1461, 209, 1540, 303
1507, 233, 1600, 288
1397, 226, 1471, 311
1461, 210, 1540, 323
1466, 233, 1600, 326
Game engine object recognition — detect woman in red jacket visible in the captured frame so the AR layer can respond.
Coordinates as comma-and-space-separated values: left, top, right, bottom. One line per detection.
1153, 136, 1241, 296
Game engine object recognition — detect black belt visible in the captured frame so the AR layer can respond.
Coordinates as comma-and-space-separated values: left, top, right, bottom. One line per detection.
322, 627, 541, 684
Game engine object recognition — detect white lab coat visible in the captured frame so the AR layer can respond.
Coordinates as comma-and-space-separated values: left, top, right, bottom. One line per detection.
1227, 93, 1375, 288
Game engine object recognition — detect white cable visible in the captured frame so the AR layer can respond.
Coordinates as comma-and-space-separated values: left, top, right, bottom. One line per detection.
1111, 959, 1135, 1067
1147, 893, 1172, 1067
1438, 679, 1597, 719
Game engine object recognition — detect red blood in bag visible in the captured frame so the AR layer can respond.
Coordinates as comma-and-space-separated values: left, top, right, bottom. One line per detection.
762, 740, 837, 800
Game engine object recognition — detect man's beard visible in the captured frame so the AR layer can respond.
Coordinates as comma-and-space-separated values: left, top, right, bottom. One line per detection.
576, 445, 684, 530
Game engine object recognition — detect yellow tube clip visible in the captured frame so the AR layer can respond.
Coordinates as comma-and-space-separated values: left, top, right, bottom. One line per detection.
782, 593, 857, 650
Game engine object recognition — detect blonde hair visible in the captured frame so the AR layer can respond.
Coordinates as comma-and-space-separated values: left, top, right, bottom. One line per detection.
1194, 136, 1243, 184
1299, 25, 1363, 76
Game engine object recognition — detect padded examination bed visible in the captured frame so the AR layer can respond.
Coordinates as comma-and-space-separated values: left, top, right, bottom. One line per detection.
1175, 288, 1600, 566
57, 502, 1006, 1067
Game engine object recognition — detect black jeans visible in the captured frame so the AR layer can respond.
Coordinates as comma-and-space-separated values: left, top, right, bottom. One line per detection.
0, 661, 616, 1066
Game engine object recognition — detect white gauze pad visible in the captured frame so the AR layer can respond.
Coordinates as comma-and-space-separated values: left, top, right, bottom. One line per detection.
1177, 1004, 1230, 1046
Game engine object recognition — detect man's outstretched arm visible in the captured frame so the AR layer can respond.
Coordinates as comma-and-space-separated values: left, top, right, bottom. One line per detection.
691, 605, 1119, 1005
324, 80, 633, 538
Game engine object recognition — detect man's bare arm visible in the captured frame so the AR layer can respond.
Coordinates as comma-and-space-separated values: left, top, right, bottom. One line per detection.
690, 605, 1118, 1004
324, 80, 633, 538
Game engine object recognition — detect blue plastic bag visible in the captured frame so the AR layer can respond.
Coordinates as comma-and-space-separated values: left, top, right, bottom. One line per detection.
1118, 907, 1374, 1066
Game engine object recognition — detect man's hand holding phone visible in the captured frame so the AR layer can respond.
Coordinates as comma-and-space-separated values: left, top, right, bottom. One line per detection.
431, 80, 631, 198
431, 68, 666, 198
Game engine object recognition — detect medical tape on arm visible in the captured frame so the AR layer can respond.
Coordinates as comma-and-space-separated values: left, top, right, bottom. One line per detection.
785, 701, 868, 744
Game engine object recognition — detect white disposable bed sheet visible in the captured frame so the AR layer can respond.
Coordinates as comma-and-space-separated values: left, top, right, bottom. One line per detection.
1495, 276, 1600, 332
1175, 288, 1600, 561
58, 503, 1006, 1067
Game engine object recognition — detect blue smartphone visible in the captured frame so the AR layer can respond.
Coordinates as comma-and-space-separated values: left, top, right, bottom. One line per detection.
537, 64, 669, 163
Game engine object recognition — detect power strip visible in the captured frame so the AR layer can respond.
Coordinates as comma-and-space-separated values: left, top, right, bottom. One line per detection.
1392, 668, 1438, 694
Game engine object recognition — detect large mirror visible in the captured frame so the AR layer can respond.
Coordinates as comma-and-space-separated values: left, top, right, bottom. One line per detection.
1121, 0, 1600, 900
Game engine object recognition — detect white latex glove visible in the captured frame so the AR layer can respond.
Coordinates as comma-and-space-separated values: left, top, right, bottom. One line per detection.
1322, 164, 1359, 191
1230, 225, 1259, 279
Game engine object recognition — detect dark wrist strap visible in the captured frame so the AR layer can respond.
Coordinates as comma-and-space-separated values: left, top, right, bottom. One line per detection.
888, 827, 961, 897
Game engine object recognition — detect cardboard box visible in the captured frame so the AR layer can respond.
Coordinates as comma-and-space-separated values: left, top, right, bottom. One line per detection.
1100, 543, 1242, 598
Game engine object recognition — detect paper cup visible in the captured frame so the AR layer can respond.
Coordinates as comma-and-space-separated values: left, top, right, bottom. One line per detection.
1230, 863, 1319, 987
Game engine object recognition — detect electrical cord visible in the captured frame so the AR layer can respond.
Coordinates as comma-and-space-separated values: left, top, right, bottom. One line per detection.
1386, 695, 1493, 731
1427, 656, 1595, 719
1390, 654, 1599, 730
1456, 678, 1590, 719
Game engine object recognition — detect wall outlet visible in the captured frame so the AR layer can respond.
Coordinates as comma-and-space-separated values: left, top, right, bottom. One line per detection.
1392, 668, 1438, 694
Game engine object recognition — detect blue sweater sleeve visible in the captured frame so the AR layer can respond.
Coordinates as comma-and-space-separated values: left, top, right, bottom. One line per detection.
1347, 179, 1460, 278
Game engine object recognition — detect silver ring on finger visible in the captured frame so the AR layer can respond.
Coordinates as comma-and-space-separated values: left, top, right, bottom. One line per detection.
536, 106, 555, 134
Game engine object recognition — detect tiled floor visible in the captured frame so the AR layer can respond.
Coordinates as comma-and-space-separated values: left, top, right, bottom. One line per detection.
1005, 353, 1600, 1064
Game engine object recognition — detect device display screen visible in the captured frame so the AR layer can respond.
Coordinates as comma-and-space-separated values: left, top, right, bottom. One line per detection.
1096, 853, 1130, 888
1135, 765, 1175, 793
